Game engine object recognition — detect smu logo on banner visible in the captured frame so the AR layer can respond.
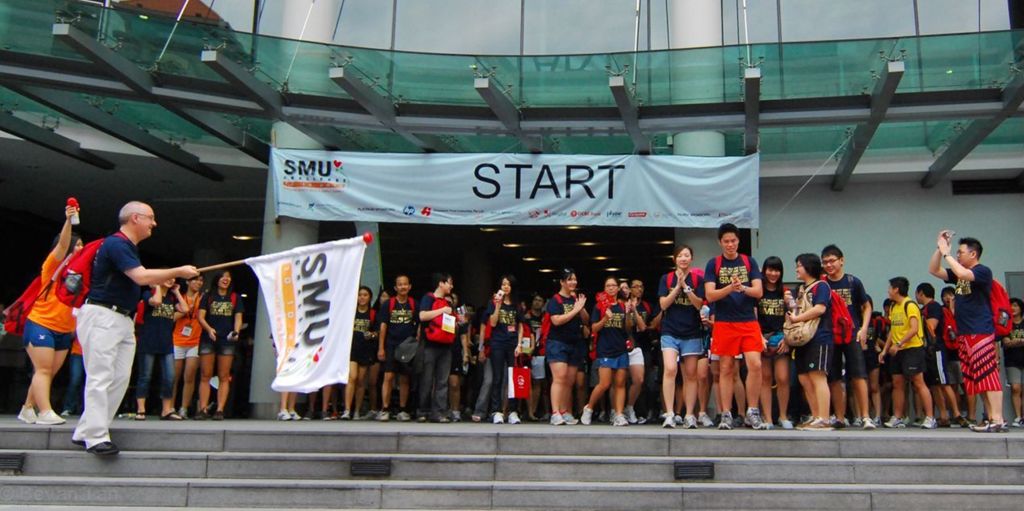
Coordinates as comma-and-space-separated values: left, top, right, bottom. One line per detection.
281, 159, 348, 191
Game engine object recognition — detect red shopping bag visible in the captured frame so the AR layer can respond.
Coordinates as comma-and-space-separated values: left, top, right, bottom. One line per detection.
507, 365, 531, 400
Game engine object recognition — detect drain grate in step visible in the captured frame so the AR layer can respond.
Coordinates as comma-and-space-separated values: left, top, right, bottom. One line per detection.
0, 453, 25, 474
674, 461, 714, 480
351, 459, 392, 477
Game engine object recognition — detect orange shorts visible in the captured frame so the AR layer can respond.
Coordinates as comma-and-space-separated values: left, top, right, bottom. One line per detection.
711, 321, 763, 357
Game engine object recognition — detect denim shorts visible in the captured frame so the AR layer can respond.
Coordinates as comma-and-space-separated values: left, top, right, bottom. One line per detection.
546, 339, 586, 367
660, 334, 704, 358
596, 353, 629, 370
23, 319, 74, 351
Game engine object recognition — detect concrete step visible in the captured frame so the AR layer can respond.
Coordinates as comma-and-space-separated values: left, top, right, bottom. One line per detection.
4, 420, 1023, 459
11, 449, 1024, 485
2, 476, 1024, 510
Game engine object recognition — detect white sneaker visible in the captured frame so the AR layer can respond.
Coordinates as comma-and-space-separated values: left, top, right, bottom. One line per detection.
562, 413, 579, 425
493, 412, 505, 424
508, 412, 521, 425
920, 416, 938, 430
623, 405, 639, 424
779, 419, 795, 430
612, 413, 628, 427
339, 410, 352, 420
719, 411, 733, 430
550, 412, 566, 426
276, 411, 291, 421
396, 411, 412, 422
289, 411, 301, 421
376, 411, 391, 422
581, 406, 594, 425
661, 413, 675, 428
862, 417, 877, 430
683, 414, 698, 429
17, 407, 38, 424
178, 408, 189, 420
884, 416, 906, 429
35, 410, 66, 425
1012, 417, 1023, 428
674, 414, 684, 426
697, 412, 715, 428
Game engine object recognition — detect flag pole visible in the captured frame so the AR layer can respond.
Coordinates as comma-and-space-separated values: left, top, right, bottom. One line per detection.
195, 232, 374, 273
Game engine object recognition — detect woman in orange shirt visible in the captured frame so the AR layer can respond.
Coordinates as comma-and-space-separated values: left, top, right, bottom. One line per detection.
171, 275, 204, 418
19, 204, 82, 425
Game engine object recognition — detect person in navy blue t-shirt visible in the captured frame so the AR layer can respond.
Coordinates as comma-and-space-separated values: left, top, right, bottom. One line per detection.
73, 201, 198, 456
547, 268, 589, 426
135, 279, 188, 421
196, 270, 244, 421
916, 282, 962, 428
702, 223, 765, 430
657, 245, 705, 429
786, 253, 833, 431
376, 274, 417, 422
482, 275, 525, 424
929, 232, 1005, 431
581, 278, 642, 426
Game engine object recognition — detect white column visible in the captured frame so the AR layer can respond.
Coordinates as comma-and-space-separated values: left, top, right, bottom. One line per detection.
668, 0, 726, 415
248, 122, 321, 418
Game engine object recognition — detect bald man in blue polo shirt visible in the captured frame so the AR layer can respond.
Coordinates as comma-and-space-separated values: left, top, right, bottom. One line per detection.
72, 201, 198, 455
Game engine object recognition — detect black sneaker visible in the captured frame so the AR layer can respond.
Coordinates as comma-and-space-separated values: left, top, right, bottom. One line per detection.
71, 439, 86, 448
212, 411, 224, 421
86, 441, 120, 456
194, 410, 210, 420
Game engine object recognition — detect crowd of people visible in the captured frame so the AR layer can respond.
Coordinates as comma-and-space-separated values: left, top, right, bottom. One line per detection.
276, 224, 1022, 433
8, 203, 1024, 458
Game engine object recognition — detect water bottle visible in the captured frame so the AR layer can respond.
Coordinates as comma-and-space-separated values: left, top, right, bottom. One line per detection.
700, 305, 710, 320
785, 294, 797, 312
67, 197, 80, 225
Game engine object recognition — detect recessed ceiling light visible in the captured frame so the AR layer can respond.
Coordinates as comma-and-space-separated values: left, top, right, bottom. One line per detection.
502, 243, 522, 248
604, 267, 621, 272
579, 242, 597, 246
538, 268, 555, 273
240, 294, 249, 298
232, 235, 259, 241
522, 257, 539, 262
657, 240, 674, 245
480, 227, 499, 232
593, 256, 608, 261
566, 226, 583, 230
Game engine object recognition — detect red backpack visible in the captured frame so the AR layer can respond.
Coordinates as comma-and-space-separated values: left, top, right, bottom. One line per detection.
4, 255, 73, 336
988, 280, 1012, 337
712, 254, 751, 281
56, 232, 129, 308
422, 293, 455, 344
812, 280, 855, 345
941, 306, 958, 350
665, 270, 703, 292
538, 293, 565, 349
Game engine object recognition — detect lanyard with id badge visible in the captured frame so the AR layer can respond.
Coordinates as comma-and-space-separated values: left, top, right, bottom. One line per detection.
179, 292, 202, 338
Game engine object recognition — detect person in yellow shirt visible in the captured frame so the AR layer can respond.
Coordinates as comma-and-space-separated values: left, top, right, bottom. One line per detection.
19, 203, 83, 426
879, 276, 935, 429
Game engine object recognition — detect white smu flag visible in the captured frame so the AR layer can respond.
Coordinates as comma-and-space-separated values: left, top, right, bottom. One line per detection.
245, 236, 367, 393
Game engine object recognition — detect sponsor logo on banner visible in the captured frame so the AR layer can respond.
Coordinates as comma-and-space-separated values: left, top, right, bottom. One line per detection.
403, 205, 416, 216
628, 211, 647, 218
420, 207, 432, 217
281, 159, 348, 191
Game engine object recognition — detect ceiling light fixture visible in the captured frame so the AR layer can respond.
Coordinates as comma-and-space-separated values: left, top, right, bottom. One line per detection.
502, 243, 522, 248
593, 256, 608, 261
522, 257, 539, 262
232, 235, 259, 241
566, 226, 583, 230
578, 242, 597, 246
538, 268, 555, 273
